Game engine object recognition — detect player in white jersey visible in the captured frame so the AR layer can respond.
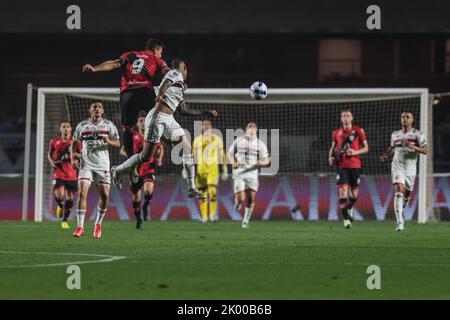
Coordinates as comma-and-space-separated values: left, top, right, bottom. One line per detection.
71, 101, 121, 239
228, 122, 270, 228
112, 58, 217, 199
380, 112, 428, 231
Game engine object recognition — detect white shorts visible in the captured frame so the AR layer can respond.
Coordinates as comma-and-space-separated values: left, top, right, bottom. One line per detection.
233, 174, 259, 193
78, 168, 111, 185
144, 107, 185, 143
392, 170, 416, 191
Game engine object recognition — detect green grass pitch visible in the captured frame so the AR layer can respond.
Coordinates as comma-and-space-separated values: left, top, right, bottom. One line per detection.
0, 220, 449, 299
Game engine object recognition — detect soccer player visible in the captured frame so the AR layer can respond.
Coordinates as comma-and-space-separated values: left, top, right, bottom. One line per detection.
47, 121, 81, 229
193, 119, 228, 223
228, 122, 270, 228
130, 110, 164, 229
111, 58, 217, 199
82, 38, 170, 159
71, 101, 121, 239
380, 112, 428, 231
328, 110, 369, 229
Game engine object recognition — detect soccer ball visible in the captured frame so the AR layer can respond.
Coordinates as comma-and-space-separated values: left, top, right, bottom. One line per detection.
249, 81, 268, 100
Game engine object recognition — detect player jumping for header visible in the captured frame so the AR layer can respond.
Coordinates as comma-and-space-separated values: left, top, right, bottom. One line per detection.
82, 38, 170, 159
328, 110, 369, 229
72, 102, 121, 239
47, 121, 82, 229
380, 112, 428, 232
111, 59, 217, 199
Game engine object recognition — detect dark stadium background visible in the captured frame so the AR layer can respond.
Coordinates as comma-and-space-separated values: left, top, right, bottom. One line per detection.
1, 0, 450, 219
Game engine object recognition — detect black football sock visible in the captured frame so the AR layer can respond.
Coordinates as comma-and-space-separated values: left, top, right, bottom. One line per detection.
63, 199, 74, 221
132, 201, 141, 221
339, 198, 349, 220
142, 193, 153, 221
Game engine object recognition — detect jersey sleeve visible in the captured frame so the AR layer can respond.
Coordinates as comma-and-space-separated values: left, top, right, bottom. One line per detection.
119, 52, 130, 66
418, 131, 427, 146
357, 127, 367, 142
109, 123, 120, 140
48, 139, 55, 155
73, 124, 81, 141
258, 140, 269, 160
155, 56, 168, 71
164, 69, 183, 83
390, 132, 396, 147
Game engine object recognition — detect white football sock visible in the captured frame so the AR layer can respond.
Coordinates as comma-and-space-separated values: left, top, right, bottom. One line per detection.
95, 207, 107, 225
182, 154, 195, 189
243, 204, 254, 224
394, 192, 404, 223
116, 153, 141, 174
76, 209, 86, 227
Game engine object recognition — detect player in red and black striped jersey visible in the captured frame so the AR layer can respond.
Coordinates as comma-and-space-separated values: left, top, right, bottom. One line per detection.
47, 121, 82, 229
82, 38, 170, 159
130, 111, 164, 229
328, 110, 369, 229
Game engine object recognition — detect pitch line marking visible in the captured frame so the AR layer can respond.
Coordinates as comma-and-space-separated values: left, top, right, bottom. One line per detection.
0, 251, 126, 268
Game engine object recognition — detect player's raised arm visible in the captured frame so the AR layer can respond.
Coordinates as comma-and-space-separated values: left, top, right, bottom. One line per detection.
179, 101, 218, 117
82, 58, 122, 73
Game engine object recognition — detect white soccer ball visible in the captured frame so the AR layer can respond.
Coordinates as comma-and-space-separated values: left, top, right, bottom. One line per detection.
249, 81, 268, 100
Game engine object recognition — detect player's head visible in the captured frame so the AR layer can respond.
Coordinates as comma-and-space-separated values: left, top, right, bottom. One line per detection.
245, 122, 258, 137
59, 121, 72, 137
89, 101, 104, 119
145, 38, 165, 58
136, 110, 147, 131
202, 119, 213, 134
401, 112, 414, 127
340, 109, 353, 126
171, 58, 187, 79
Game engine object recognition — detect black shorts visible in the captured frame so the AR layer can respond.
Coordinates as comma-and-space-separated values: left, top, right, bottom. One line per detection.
336, 168, 361, 188
130, 173, 156, 194
53, 179, 77, 193
119, 87, 156, 128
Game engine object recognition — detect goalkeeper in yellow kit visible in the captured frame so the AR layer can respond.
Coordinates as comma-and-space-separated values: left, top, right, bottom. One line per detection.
193, 119, 228, 222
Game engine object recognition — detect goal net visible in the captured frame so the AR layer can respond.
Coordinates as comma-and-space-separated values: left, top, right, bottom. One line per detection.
32, 88, 432, 223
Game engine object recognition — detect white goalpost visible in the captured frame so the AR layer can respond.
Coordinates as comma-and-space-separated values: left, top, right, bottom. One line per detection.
27, 87, 432, 223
